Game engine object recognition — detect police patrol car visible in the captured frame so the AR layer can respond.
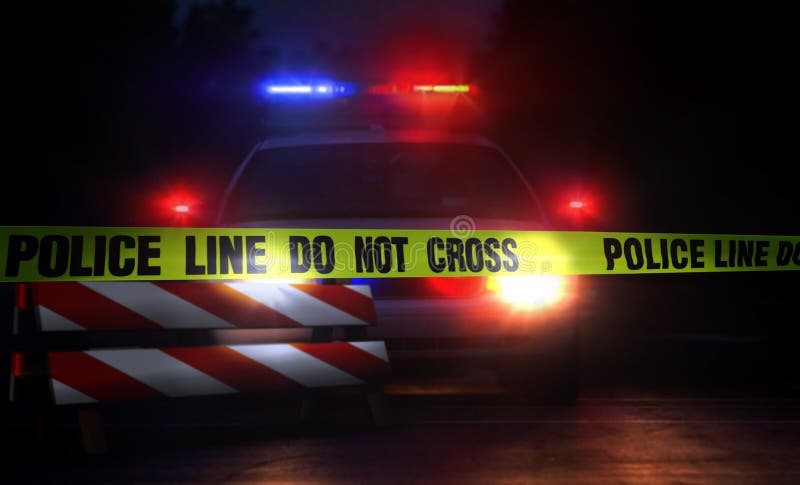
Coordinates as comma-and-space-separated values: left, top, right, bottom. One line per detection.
213, 78, 581, 400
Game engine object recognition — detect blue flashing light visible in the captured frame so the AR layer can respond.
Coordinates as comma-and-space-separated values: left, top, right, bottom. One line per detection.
268, 85, 313, 94
264, 81, 353, 97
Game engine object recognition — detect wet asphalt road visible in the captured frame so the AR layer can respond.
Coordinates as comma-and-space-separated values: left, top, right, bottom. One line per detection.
6, 387, 800, 484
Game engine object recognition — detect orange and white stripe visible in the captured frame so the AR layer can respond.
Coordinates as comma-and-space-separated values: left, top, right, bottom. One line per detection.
28, 282, 376, 332
47, 341, 390, 405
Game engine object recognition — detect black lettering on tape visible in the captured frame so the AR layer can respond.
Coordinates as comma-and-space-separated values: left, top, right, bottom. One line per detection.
623, 238, 644, 270
737, 240, 754, 267
776, 241, 800, 266
69, 236, 92, 277
659, 239, 670, 269
290, 236, 310, 273
644, 239, 661, 270
38, 235, 69, 277
207, 235, 217, 275
714, 240, 727, 268
246, 236, 266, 274
603, 238, 622, 270
465, 237, 484, 272
138, 236, 161, 276
502, 238, 518, 272
484, 238, 502, 272
371, 236, 391, 274
185, 236, 204, 275
312, 235, 335, 274
670, 239, 688, 269
109, 235, 135, 277
93, 236, 106, 276
755, 240, 769, 267
220, 236, 243, 275
445, 238, 466, 272
355, 237, 374, 273
427, 237, 446, 273
690, 239, 704, 269
5, 235, 38, 277
391, 237, 408, 272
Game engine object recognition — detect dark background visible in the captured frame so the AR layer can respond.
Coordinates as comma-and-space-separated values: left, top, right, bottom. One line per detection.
2, 0, 798, 390
4, 0, 797, 232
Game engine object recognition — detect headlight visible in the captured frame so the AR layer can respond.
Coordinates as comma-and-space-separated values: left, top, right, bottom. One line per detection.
486, 275, 566, 309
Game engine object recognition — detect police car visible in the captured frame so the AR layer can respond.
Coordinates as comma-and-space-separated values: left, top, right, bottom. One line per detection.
213, 80, 581, 401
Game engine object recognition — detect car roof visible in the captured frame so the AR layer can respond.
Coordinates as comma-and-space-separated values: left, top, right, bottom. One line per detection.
254, 129, 498, 151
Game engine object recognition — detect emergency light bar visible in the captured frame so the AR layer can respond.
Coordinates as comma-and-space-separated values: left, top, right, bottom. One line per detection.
263, 79, 473, 98
260, 76, 480, 131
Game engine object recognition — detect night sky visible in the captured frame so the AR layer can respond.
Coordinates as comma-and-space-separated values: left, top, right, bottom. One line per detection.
175, 0, 501, 54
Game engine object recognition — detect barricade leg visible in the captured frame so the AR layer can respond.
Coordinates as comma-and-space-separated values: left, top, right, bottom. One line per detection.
363, 384, 390, 428
299, 397, 314, 423
18, 373, 55, 444
34, 411, 50, 442
299, 389, 320, 425
78, 406, 107, 454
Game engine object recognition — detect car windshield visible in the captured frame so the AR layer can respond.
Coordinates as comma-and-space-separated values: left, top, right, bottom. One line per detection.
222, 142, 541, 222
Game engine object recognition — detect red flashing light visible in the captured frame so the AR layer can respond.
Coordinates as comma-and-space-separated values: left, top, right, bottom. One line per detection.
155, 188, 201, 226
555, 185, 602, 228
367, 83, 473, 95
568, 200, 585, 209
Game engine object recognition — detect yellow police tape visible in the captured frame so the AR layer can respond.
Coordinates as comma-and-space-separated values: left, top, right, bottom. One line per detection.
1, 226, 798, 282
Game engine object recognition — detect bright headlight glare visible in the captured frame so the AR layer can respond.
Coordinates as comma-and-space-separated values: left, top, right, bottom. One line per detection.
486, 275, 566, 308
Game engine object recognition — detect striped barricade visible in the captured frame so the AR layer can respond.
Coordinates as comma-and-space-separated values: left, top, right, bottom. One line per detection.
10, 281, 390, 453
49, 342, 390, 404
29, 281, 377, 331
